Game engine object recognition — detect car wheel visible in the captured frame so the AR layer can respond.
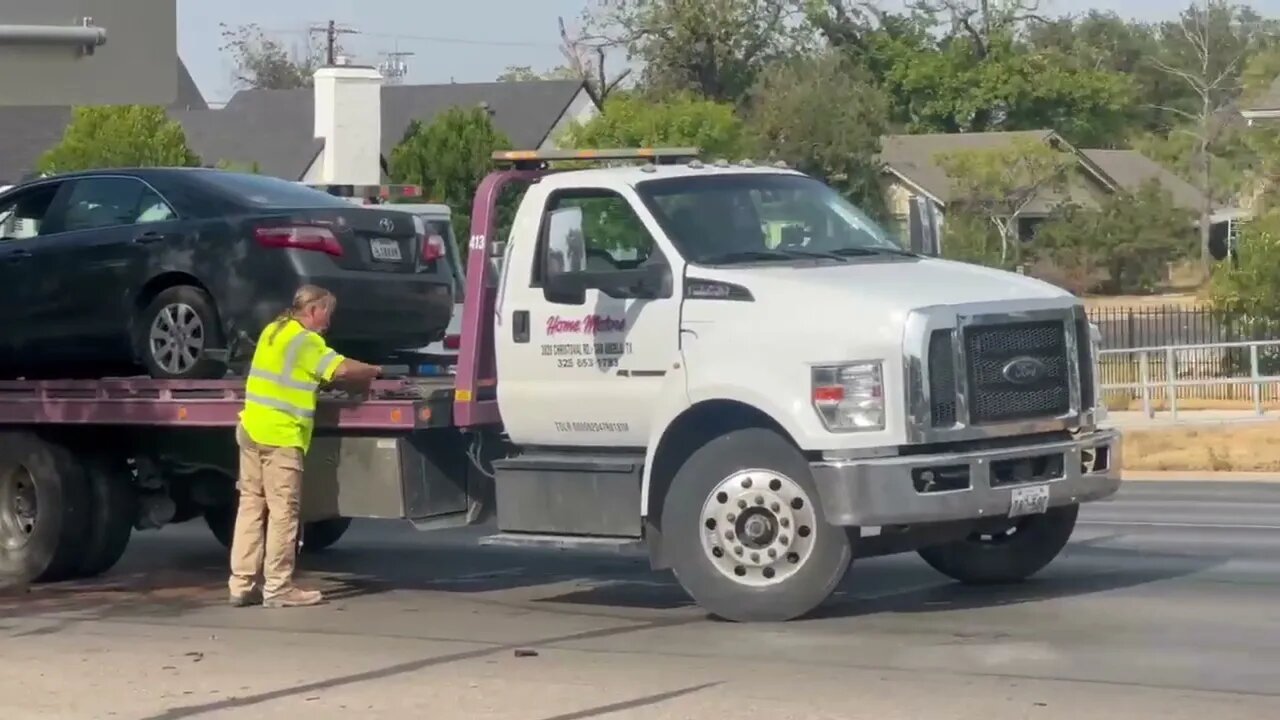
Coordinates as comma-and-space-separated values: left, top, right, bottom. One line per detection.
136, 285, 227, 379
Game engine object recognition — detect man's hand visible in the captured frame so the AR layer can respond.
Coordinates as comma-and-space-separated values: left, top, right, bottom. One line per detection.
332, 359, 382, 394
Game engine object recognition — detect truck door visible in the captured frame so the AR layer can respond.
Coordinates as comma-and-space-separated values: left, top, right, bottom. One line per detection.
496, 186, 685, 448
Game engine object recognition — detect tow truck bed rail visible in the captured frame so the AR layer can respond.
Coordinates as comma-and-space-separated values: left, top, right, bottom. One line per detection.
0, 377, 457, 430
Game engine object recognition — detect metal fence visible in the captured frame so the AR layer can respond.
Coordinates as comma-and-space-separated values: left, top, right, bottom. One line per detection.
1086, 304, 1280, 408
1099, 339, 1280, 417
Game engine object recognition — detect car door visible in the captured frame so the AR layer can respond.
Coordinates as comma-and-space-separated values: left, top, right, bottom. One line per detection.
0, 180, 72, 367
29, 176, 181, 363
496, 185, 685, 448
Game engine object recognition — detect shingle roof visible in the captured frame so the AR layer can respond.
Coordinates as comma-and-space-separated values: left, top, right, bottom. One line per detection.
1078, 149, 1209, 212
880, 130, 1211, 214
880, 130, 1059, 203
0, 78, 588, 184
0, 58, 208, 183
1244, 75, 1280, 114
220, 78, 586, 158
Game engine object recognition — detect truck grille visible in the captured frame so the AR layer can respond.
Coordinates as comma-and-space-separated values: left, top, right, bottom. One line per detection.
928, 320, 1073, 427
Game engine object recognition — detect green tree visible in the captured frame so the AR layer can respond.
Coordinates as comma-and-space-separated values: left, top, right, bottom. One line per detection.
746, 51, 891, 216
214, 159, 262, 174
585, 0, 805, 105
936, 138, 1073, 263
560, 91, 754, 159
220, 23, 332, 90
1209, 208, 1280, 340
388, 106, 513, 251
38, 106, 201, 174
496, 65, 579, 82
1032, 181, 1197, 294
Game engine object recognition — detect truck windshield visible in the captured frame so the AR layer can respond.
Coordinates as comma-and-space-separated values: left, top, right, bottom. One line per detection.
635, 173, 904, 265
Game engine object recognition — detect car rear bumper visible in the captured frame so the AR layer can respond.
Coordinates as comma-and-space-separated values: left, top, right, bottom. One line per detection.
248, 269, 453, 351
809, 429, 1121, 527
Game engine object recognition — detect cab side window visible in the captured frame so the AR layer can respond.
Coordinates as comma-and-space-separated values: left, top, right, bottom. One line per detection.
0, 183, 62, 241
534, 190, 656, 283
60, 177, 176, 233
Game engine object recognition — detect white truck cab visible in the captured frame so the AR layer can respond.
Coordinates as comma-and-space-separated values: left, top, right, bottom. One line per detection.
481, 150, 1119, 622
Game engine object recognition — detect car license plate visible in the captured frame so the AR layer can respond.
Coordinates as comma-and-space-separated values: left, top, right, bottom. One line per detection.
370, 238, 402, 262
1009, 484, 1051, 518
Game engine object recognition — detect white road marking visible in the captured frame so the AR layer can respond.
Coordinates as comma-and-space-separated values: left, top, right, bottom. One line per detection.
1081, 520, 1280, 531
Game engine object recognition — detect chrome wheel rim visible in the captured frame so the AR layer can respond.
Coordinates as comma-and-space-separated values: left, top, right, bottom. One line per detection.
149, 302, 204, 374
0, 465, 37, 551
699, 469, 818, 587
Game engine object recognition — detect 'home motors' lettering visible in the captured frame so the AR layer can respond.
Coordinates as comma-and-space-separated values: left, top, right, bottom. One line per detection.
546, 314, 626, 336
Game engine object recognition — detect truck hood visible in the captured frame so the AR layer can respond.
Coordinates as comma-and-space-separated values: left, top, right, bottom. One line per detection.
698, 256, 1074, 313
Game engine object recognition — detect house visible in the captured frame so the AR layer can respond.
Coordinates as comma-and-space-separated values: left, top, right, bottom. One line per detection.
879, 129, 1240, 255
0, 58, 599, 185
1241, 75, 1280, 125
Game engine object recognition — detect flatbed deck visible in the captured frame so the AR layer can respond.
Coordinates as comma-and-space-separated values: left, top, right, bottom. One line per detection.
0, 376, 458, 430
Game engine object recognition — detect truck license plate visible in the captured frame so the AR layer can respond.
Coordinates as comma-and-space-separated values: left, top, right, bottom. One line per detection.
370, 238, 402, 261
1009, 484, 1050, 518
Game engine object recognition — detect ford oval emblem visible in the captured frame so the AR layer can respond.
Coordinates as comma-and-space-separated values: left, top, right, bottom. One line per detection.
1002, 356, 1047, 385
379, 217, 394, 233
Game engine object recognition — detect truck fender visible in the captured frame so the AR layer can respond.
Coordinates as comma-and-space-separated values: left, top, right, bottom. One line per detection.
641, 380, 801, 518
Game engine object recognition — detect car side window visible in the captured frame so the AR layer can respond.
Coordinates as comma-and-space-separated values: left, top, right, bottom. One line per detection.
534, 190, 656, 284
61, 177, 176, 233
0, 183, 62, 241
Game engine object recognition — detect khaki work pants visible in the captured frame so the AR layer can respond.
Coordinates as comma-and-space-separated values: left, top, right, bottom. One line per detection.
228, 425, 304, 598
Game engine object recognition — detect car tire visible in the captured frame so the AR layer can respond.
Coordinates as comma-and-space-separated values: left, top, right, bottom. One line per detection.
917, 503, 1080, 585
0, 432, 91, 586
75, 454, 136, 579
662, 427, 852, 622
136, 285, 227, 380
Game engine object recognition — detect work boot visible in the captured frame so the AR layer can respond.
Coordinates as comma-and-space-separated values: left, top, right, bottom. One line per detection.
229, 589, 262, 607
263, 587, 324, 608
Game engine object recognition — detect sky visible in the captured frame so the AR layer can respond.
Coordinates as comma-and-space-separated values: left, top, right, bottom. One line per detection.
177, 0, 1280, 105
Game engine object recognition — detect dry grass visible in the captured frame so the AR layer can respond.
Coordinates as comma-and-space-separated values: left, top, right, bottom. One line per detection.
1082, 292, 1205, 310
1123, 423, 1280, 472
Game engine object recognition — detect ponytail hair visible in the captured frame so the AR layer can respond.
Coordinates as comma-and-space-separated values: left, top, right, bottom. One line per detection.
267, 284, 336, 344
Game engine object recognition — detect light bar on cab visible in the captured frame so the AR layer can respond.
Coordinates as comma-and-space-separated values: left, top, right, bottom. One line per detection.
491, 147, 701, 165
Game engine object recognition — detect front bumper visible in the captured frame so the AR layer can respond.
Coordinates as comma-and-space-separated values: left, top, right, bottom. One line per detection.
810, 429, 1121, 527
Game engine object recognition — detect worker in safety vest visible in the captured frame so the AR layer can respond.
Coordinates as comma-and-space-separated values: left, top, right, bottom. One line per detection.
229, 284, 382, 608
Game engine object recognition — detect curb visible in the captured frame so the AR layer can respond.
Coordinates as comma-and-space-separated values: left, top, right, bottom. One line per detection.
1121, 470, 1280, 483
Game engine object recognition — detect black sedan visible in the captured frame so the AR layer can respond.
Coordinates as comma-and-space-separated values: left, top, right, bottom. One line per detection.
0, 168, 454, 379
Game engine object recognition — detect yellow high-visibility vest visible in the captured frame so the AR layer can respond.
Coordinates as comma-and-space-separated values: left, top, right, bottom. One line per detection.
239, 317, 345, 452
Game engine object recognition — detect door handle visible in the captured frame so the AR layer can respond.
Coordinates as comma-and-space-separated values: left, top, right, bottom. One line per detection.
512, 310, 530, 343
0, 249, 31, 262
133, 231, 164, 244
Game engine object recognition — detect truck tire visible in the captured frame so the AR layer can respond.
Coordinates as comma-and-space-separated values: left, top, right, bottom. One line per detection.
662, 427, 852, 622
300, 517, 351, 553
135, 285, 228, 380
75, 455, 136, 579
205, 504, 350, 555
0, 432, 91, 585
917, 503, 1079, 585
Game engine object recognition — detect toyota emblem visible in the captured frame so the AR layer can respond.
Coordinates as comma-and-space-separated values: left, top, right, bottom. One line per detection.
379, 217, 394, 233
1001, 356, 1047, 385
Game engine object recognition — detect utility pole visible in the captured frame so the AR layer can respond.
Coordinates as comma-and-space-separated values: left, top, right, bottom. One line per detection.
308, 20, 358, 65
377, 50, 414, 84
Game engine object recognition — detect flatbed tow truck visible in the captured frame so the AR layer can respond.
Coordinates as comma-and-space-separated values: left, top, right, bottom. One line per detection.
0, 148, 1121, 622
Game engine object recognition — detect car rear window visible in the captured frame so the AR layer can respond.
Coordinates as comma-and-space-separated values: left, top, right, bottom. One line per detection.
196, 172, 355, 209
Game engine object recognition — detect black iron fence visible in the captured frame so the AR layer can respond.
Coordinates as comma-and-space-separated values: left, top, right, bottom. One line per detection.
1086, 304, 1280, 407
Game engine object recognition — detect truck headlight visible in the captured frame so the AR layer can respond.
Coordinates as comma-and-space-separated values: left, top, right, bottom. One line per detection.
811, 362, 884, 432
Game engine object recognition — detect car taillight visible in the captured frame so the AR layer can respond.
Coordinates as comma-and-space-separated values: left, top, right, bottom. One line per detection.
422, 234, 447, 263
443, 333, 461, 350
254, 226, 344, 257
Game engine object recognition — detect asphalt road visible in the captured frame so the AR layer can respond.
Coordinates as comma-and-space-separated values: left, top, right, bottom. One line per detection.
2, 481, 1279, 719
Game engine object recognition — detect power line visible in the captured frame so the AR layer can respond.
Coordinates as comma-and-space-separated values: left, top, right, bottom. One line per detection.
259, 26, 556, 49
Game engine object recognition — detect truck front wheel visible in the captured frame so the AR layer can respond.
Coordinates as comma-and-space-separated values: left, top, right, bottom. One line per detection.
662, 427, 851, 622
917, 503, 1079, 585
